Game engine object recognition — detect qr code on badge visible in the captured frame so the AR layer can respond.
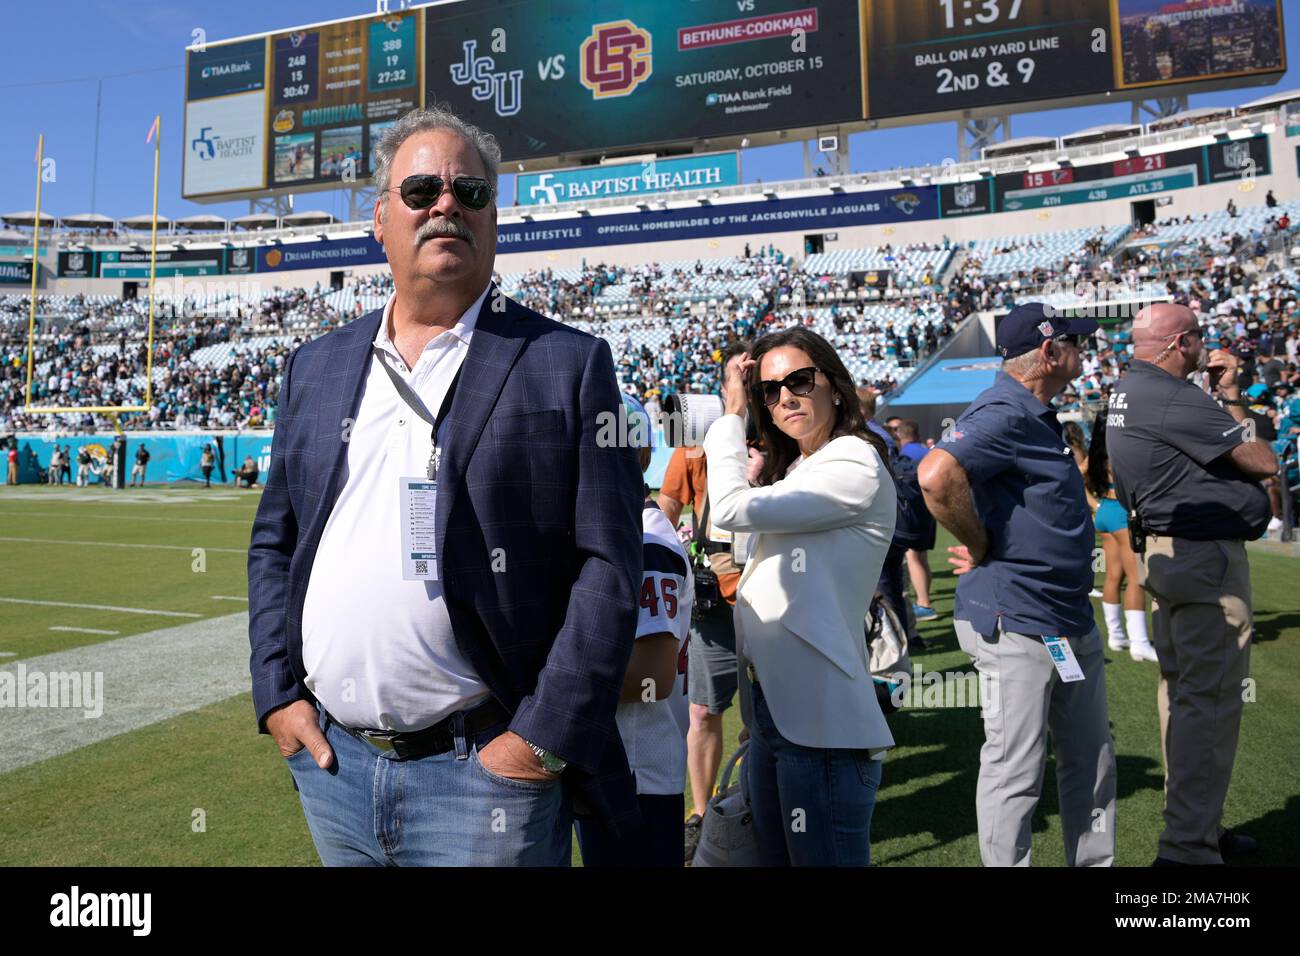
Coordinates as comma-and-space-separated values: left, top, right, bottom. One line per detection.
415, 560, 428, 575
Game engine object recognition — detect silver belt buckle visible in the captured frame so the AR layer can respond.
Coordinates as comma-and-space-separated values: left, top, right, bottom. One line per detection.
357, 729, 399, 752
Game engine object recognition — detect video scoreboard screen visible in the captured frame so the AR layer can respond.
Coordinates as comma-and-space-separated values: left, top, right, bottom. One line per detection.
864, 0, 1115, 120
863, 0, 1285, 121
265, 11, 420, 190
423, 0, 865, 162
183, 0, 1286, 201
184, 9, 420, 199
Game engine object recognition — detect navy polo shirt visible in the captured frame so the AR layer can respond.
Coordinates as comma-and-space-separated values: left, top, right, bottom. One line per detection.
943, 371, 1095, 638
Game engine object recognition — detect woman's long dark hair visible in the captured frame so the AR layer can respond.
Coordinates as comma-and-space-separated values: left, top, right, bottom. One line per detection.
747, 326, 888, 486
1085, 415, 1111, 499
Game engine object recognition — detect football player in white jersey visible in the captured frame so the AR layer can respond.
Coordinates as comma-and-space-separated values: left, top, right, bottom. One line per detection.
576, 393, 694, 867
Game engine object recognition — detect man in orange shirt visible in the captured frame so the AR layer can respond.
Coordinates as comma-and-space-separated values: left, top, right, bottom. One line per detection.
657, 342, 753, 863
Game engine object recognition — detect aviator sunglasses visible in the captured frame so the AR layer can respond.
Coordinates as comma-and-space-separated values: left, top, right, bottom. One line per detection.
392, 174, 495, 211
758, 366, 821, 406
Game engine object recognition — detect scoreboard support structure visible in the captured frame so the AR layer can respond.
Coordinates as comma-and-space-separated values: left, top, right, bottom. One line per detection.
958, 115, 1011, 163
1132, 96, 1189, 126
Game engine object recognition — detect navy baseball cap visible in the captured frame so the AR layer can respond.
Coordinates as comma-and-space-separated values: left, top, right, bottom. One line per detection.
997, 303, 1099, 359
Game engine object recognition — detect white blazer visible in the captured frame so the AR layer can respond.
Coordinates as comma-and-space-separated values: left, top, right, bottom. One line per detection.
703, 414, 897, 751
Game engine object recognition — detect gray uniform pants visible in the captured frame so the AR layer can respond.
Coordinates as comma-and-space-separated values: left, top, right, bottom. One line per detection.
1139, 535, 1252, 865
955, 620, 1116, 866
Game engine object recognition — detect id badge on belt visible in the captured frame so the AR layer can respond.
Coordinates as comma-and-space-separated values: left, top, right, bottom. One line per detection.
1043, 635, 1085, 682
400, 477, 438, 581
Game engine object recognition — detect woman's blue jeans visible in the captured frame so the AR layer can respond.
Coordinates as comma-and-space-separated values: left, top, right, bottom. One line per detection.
746, 680, 883, 866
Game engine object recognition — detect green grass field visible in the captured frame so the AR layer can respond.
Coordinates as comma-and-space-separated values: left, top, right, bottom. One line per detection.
0, 482, 1296, 866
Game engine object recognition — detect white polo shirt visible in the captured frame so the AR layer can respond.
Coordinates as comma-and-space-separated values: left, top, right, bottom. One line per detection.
301, 284, 492, 732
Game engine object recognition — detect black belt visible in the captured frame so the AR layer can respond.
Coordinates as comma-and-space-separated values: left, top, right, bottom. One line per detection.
701, 541, 731, 556
327, 698, 510, 760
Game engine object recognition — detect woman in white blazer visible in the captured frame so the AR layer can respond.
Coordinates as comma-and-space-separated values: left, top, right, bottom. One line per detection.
703, 326, 897, 866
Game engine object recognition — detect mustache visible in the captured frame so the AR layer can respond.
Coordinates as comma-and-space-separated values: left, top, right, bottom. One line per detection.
416, 218, 476, 248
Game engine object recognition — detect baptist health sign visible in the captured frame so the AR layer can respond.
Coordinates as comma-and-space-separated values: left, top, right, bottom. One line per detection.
515, 153, 740, 207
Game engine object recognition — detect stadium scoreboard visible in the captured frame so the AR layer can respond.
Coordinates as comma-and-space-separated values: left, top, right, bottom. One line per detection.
183, 0, 1286, 202
864, 0, 1116, 119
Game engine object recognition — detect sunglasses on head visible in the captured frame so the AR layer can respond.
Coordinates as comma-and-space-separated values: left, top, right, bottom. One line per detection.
392, 174, 495, 211
757, 366, 820, 406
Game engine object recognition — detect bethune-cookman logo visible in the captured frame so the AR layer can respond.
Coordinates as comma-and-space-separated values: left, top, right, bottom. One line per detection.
450, 39, 523, 117
581, 20, 652, 99
954, 182, 977, 208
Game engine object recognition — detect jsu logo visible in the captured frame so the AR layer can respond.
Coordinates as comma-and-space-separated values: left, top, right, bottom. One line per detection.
450, 40, 523, 117
581, 19, 652, 99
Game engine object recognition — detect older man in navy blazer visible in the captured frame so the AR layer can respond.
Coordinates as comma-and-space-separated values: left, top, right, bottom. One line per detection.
247, 107, 643, 866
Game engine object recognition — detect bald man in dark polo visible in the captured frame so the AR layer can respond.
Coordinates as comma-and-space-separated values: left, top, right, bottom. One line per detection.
1106, 303, 1277, 866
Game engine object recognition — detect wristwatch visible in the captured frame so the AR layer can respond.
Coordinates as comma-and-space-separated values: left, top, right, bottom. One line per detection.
525, 740, 568, 775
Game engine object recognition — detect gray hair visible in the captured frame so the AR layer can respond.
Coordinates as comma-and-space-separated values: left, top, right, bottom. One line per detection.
1003, 349, 1042, 379
371, 105, 502, 220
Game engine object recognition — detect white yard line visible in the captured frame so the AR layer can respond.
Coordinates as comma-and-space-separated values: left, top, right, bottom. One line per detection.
0, 536, 244, 554
0, 510, 250, 525
0, 490, 261, 505
0, 612, 251, 774
49, 626, 121, 635
0, 597, 201, 618
210, 595, 248, 601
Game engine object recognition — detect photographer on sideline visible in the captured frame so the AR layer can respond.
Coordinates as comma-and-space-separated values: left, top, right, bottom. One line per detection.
1106, 303, 1276, 866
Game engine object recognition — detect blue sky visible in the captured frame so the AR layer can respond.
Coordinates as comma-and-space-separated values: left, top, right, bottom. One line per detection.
0, 0, 1295, 223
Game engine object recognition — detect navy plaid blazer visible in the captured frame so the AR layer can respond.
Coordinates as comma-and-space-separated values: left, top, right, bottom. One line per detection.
247, 290, 644, 833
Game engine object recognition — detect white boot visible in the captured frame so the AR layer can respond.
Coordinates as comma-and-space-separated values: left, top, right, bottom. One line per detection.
1126, 609, 1158, 662
1103, 602, 1128, 650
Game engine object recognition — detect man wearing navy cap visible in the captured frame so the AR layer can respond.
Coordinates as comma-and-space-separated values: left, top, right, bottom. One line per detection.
919, 302, 1116, 867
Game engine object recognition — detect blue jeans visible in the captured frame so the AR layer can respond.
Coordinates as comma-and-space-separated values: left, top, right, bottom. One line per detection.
286, 704, 572, 866
746, 681, 883, 866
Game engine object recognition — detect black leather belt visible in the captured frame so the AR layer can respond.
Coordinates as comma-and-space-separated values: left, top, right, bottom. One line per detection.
702, 541, 731, 556
327, 698, 510, 760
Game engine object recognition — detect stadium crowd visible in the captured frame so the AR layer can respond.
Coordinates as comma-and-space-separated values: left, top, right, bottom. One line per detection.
2, 200, 1298, 443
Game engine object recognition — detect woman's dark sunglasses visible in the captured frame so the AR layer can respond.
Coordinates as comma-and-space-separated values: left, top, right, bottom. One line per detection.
758, 366, 820, 406
393, 174, 495, 211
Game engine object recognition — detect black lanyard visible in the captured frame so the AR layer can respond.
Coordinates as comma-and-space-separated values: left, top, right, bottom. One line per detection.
371, 345, 463, 480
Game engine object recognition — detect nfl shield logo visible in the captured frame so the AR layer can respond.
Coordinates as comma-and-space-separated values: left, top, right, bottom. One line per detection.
1037, 321, 1054, 337
1224, 142, 1250, 171
954, 183, 977, 208
69, 254, 84, 271
232, 249, 248, 268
